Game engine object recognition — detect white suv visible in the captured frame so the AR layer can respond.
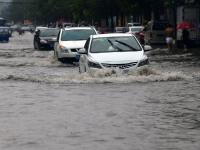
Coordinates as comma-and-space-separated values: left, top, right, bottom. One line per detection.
54, 27, 98, 62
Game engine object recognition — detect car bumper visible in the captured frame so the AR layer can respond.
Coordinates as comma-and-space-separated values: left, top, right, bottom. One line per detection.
40, 42, 55, 49
0, 36, 9, 41
88, 64, 149, 74
57, 51, 80, 59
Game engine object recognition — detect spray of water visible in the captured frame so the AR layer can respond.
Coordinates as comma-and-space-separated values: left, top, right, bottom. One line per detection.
0, 66, 192, 84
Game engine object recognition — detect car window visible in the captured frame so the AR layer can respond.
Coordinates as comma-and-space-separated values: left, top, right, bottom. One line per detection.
61, 29, 96, 41
40, 29, 59, 37
90, 36, 142, 53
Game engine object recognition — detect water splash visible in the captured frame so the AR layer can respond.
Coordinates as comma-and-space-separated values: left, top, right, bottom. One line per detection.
0, 67, 192, 84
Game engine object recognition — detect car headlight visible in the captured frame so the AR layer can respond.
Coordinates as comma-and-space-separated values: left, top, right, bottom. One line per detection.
40, 39, 47, 44
88, 61, 102, 69
59, 45, 69, 52
138, 58, 149, 67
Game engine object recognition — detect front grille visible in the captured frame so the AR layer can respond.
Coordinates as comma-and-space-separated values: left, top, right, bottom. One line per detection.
102, 62, 137, 69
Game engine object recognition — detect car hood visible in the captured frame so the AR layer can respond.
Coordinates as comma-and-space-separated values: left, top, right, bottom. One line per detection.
60, 40, 86, 49
89, 51, 144, 64
40, 37, 57, 41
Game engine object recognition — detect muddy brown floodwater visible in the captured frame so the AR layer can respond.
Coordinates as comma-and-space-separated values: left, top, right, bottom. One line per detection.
0, 32, 200, 150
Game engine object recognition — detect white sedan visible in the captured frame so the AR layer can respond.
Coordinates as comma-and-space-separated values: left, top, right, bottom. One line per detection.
79, 33, 151, 73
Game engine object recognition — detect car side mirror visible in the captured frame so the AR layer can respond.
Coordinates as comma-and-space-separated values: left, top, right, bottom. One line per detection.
143, 45, 152, 51
78, 48, 87, 54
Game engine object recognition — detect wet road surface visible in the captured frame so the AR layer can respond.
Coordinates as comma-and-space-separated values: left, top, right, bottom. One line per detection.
0, 32, 200, 150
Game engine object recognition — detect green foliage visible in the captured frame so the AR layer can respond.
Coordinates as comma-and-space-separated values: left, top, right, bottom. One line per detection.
6, 0, 188, 24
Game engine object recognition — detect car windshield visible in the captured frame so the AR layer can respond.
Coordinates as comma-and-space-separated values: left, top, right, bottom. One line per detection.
40, 29, 59, 37
131, 27, 143, 32
61, 29, 96, 41
90, 36, 142, 53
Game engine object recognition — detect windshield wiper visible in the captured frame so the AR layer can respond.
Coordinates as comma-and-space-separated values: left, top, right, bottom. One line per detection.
115, 40, 141, 51
107, 39, 123, 51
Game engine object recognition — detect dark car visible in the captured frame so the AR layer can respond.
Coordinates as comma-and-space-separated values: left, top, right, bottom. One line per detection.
0, 27, 10, 42
21, 25, 35, 33
34, 28, 59, 50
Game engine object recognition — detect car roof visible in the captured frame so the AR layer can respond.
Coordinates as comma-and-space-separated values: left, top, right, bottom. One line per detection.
91, 33, 133, 38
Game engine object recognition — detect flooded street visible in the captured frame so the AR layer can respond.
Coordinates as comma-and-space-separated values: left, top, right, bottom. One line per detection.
0, 33, 200, 150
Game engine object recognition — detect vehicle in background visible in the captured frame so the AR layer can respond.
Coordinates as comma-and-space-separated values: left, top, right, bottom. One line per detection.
54, 27, 98, 62
127, 26, 144, 34
127, 22, 141, 27
144, 20, 168, 44
35, 26, 48, 32
137, 30, 145, 45
10, 24, 20, 32
21, 25, 35, 33
0, 18, 6, 26
63, 22, 76, 28
115, 27, 129, 33
0, 26, 10, 42
126, 26, 145, 44
34, 28, 59, 50
78, 33, 151, 73
56, 22, 76, 28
